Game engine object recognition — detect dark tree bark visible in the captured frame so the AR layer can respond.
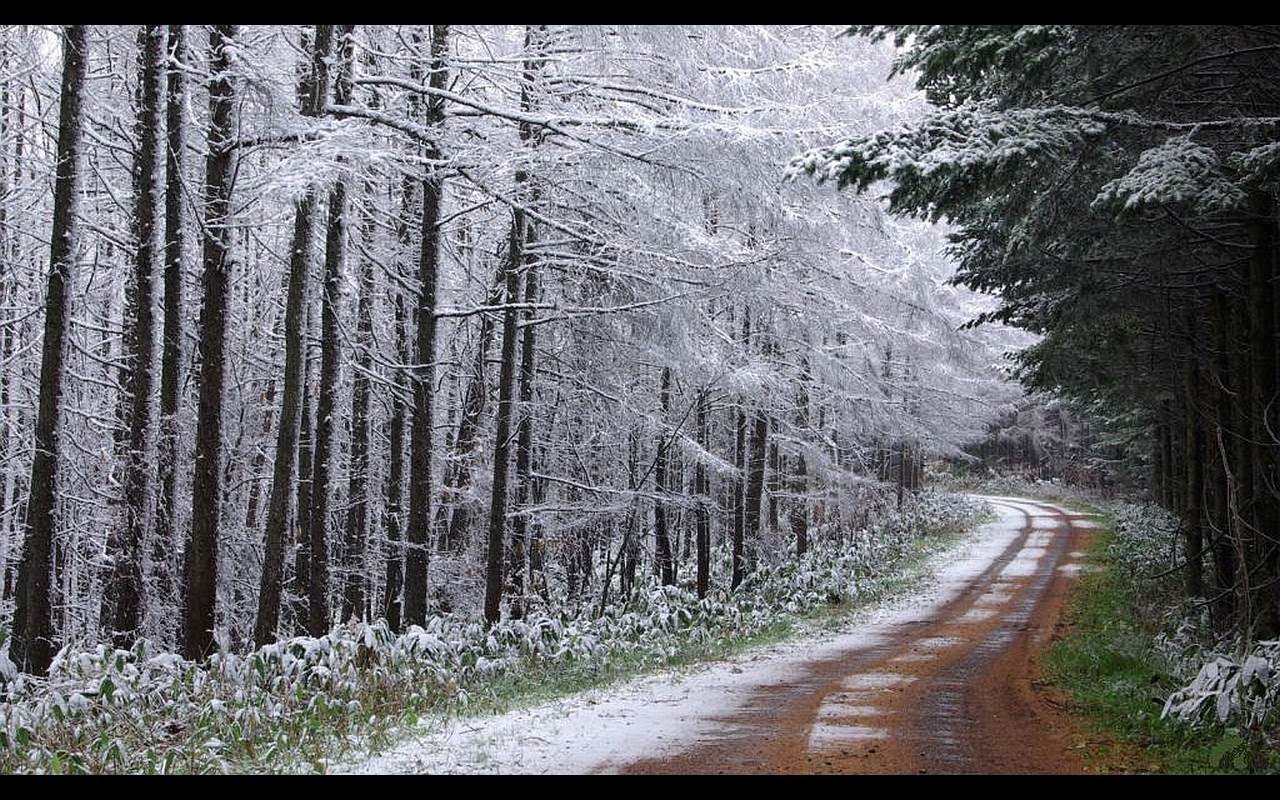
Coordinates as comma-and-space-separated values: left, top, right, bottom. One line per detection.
508, 23, 548, 621
1246, 189, 1278, 636
382, 284, 408, 631
153, 24, 188, 625
252, 25, 324, 643
731, 307, 750, 590
509, 250, 540, 618
653, 366, 675, 586
342, 182, 376, 622
767, 435, 780, 536
382, 172, 417, 631
743, 409, 768, 578
104, 25, 164, 647
695, 388, 710, 598
484, 211, 525, 626
1209, 291, 1238, 628
307, 24, 354, 636
791, 355, 811, 557
9, 25, 86, 676
403, 25, 449, 628
1182, 331, 1203, 599
253, 191, 312, 646
243, 381, 276, 532
181, 24, 238, 662
292, 361, 315, 632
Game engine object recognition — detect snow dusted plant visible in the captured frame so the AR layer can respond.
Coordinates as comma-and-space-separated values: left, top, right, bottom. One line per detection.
1162, 642, 1279, 727
1162, 640, 1280, 756
0, 492, 983, 773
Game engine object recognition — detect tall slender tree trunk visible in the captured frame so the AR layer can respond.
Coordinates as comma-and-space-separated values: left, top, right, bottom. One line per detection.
695, 389, 710, 598
9, 25, 86, 676
484, 211, 524, 626
253, 192, 313, 646
505, 25, 548, 621
1247, 189, 1278, 635
403, 25, 449, 628
291, 360, 315, 632
1182, 321, 1204, 599
1209, 291, 1238, 628
382, 285, 408, 631
251, 27, 322, 646
731, 307, 750, 590
153, 25, 187, 632
791, 355, 811, 556
653, 366, 675, 586
509, 248, 540, 618
181, 24, 238, 661
744, 410, 768, 578
382, 173, 417, 631
307, 25, 355, 636
105, 25, 164, 646
342, 182, 376, 622
243, 382, 276, 532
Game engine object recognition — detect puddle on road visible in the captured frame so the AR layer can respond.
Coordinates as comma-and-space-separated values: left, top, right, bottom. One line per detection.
806, 722, 889, 749
956, 606, 998, 623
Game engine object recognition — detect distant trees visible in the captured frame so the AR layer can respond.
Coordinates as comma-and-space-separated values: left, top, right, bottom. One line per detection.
0, 26, 1016, 673
794, 25, 1280, 639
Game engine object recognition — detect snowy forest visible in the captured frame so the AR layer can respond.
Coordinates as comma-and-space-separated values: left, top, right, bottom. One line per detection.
0, 25, 1277, 774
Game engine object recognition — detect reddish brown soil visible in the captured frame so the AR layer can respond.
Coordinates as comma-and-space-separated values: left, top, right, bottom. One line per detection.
621, 500, 1093, 775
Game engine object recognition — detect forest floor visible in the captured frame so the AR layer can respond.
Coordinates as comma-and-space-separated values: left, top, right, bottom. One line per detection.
342, 497, 1103, 774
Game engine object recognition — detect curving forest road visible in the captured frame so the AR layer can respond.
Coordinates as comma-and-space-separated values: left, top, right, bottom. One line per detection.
350, 496, 1099, 775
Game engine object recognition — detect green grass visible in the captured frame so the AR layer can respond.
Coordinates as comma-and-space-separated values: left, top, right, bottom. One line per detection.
1043, 521, 1272, 774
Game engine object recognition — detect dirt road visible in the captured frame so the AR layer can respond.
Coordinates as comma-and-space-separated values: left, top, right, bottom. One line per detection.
623, 496, 1094, 774
349, 496, 1097, 775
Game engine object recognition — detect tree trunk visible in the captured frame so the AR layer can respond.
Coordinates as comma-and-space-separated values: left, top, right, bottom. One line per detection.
382, 288, 408, 631
153, 25, 188, 632
484, 210, 524, 626
292, 352, 315, 633
105, 25, 164, 647
744, 410, 768, 578
381, 177, 415, 632
9, 25, 86, 676
1247, 189, 1278, 636
250, 27, 323, 644
732, 306, 751, 590
695, 388, 710, 598
509, 245, 540, 618
181, 24, 237, 662
306, 24, 350, 637
1182, 331, 1203, 599
342, 181, 376, 623
1209, 290, 1237, 629
654, 366, 675, 586
253, 191, 312, 646
404, 24, 449, 628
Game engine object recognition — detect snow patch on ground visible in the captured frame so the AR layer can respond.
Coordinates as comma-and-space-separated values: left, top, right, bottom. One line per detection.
337, 500, 1041, 775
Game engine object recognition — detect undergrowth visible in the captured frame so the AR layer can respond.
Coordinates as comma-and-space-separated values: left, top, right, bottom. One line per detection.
0, 491, 984, 774
1044, 511, 1279, 774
